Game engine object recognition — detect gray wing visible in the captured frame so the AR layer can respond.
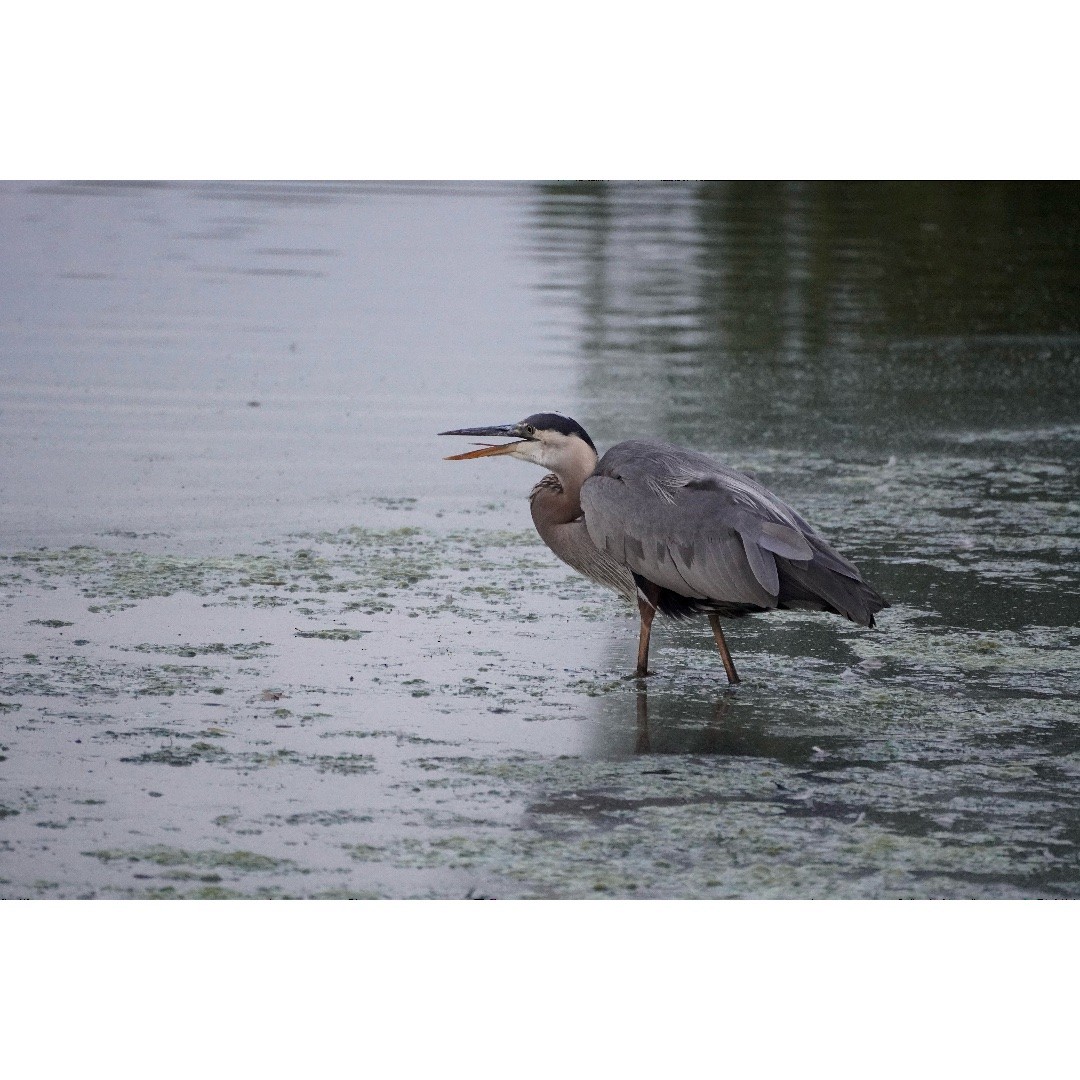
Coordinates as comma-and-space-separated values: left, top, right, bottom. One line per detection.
580, 439, 863, 613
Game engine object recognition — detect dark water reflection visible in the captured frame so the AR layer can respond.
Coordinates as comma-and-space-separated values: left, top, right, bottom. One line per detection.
527, 180, 1080, 451
627, 685, 834, 764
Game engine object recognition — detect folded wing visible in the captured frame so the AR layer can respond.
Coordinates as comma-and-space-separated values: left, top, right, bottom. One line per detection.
580, 439, 887, 626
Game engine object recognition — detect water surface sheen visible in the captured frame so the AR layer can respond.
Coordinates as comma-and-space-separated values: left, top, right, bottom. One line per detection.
1, 181, 1078, 898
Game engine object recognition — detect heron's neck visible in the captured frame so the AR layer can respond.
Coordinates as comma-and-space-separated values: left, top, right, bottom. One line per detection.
529, 440, 597, 523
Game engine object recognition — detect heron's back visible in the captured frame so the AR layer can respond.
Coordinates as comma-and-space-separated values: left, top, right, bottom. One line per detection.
582, 439, 888, 626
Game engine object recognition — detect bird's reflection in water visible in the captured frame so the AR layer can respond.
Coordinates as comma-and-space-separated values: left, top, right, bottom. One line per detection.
591, 681, 831, 766
633, 683, 736, 755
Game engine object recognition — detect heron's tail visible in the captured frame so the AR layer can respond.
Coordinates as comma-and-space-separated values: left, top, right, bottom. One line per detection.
776, 557, 888, 627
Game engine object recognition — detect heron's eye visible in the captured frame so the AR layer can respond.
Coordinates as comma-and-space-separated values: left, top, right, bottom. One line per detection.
524, 424, 536, 436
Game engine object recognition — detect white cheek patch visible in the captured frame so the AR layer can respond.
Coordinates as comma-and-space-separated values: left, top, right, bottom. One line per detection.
513, 442, 547, 466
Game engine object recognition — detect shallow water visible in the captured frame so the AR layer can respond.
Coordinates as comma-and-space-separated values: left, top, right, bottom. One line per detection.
1, 181, 1078, 898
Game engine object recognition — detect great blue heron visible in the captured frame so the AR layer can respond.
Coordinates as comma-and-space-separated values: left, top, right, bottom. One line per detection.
440, 413, 887, 683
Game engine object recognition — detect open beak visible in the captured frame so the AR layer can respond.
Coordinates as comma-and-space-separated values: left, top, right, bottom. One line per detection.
439, 424, 529, 461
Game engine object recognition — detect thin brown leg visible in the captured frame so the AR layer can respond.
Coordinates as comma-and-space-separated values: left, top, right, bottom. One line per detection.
708, 614, 741, 685
636, 597, 656, 676
635, 583, 660, 676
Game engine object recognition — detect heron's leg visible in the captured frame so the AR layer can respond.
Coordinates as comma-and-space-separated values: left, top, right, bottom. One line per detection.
708, 614, 741, 685
636, 597, 656, 676
635, 585, 660, 677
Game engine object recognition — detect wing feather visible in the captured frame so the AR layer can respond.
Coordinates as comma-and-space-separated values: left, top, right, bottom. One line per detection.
581, 439, 879, 620
739, 533, 780, 596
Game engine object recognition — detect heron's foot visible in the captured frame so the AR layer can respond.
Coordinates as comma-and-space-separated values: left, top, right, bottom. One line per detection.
629, 668, 654, 679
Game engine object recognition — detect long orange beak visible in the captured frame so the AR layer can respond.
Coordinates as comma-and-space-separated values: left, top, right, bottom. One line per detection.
444, 441, 524, 461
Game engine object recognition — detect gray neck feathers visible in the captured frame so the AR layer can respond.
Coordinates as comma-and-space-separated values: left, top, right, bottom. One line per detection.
529, 437, 597, 522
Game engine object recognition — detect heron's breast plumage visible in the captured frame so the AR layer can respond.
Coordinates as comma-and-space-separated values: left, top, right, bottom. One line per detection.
530, 473, 637, 601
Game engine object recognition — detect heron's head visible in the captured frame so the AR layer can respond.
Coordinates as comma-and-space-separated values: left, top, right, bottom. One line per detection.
439, 413, 597, 475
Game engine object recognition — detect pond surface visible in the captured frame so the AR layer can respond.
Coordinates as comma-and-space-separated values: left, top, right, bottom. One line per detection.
1, 180, 1078, 898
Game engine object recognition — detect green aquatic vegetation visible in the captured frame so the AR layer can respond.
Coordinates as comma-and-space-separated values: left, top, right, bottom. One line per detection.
197, 746, 378, 774
369, 496, 418, 509
343, 843, 385, 861
130, 641, 273, 660
576, 603, 613, 622
120, 741, 228, 766
239, 748, 303, 768
157, 873, 223, 886
7, 547, 254, 609
294, 628, 366, 640
0, 666, 70, 697
2, 527, 577, 645
318, 729, 455, 747
343, 599, 394, 614
5, 544, 342, 609
135, 885, 285, 899
847, 624, 1080, 691
372, 741, 1080, 899
386, 760, 1028, 902
783, 452, 1080, 596
567, 677, 625, 697
0, 650, 237, 701
84, 846, 293, 872
310, 888, 386, 900
392, 834, 502, 870
133, 664, 226, 697
312, 753, 376, 775
460, 583, 513, 600
283, 810, 375, 826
